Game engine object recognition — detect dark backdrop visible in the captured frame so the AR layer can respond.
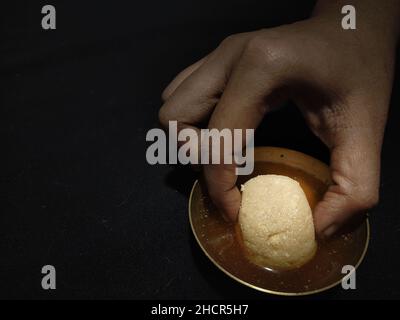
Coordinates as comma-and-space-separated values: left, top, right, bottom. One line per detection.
1, 0, 399, 299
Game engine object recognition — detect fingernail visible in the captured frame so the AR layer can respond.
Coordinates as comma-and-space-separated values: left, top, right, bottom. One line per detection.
323, 224, 337, 238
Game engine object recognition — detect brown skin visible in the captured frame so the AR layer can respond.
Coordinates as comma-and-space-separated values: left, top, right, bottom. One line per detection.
159, 0, 400, 237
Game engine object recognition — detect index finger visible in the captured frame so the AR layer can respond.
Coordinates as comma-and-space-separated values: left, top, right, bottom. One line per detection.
204, 55, 280, 220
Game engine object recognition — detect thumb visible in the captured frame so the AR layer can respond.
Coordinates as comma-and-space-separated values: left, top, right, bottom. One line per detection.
313, 130, 381, 238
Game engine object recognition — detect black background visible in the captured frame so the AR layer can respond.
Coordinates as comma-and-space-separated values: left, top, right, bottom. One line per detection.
1, 0, 399, 299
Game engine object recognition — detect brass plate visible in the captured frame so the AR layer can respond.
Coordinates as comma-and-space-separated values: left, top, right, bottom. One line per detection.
189, 147, 369, 296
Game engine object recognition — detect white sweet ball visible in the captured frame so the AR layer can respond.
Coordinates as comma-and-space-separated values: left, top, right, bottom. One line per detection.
239, 174, 317, 269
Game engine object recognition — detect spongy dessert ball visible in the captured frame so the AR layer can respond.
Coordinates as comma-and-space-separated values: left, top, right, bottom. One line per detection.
238, 174, 317, 269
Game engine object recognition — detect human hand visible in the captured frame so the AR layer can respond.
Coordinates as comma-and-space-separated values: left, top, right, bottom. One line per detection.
159, 3, 398, 237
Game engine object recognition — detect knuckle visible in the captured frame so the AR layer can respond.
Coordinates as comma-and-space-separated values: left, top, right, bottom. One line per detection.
332, 168, 380, 212
161, 88, 171, 102
348, 185, 379, 211
206, 186, 223, 207
244, 35, 267, 54
219, 34, 239, 48
242, 35, 285, 67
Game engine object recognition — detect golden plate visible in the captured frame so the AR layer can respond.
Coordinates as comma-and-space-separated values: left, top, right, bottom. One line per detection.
189, 147, 369, 296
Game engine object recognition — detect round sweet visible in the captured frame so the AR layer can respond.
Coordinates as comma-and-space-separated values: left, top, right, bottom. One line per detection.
238, 174, 317, 269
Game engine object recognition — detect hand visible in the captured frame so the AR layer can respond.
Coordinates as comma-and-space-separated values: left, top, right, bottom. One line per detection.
159, 4, 398, 237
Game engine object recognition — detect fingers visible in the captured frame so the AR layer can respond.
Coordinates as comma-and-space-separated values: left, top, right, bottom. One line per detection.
162, 55, 209, 101
204, 44, 283, 221
159, 33, 251, 128
313, 127, 381, 238
159, 51, 231, 128
204, 163, 241, 221
159, 33, 287, 222
159, 58, 223, 128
